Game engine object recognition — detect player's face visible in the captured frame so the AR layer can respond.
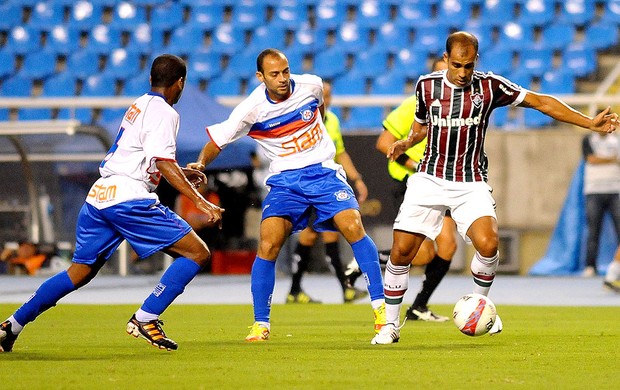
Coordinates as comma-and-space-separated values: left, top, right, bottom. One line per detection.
172, 77, 185, 104
257, 54, 291, 102
444, 43, 478, 87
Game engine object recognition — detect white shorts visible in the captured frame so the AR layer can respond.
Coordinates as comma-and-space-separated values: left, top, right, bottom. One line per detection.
393, 173, 497, 243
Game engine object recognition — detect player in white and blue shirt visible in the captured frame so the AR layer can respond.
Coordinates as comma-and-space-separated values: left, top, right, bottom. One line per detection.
1, 55, 223, 352
189, 49, 385, 341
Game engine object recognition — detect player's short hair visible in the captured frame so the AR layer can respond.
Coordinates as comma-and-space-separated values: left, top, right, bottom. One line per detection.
446, 32, 479, 55
256, 48, 286, 73
150, 54, 186, 88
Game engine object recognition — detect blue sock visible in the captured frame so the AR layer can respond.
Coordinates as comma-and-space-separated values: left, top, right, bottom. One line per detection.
141, 257, 200, 316
251, 257, 276, 323
351, 235, 384, 301
13, 270, 76, 327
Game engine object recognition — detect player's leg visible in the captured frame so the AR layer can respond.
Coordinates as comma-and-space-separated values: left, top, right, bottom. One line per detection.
322, 231, 368, 303
604, 245, 620, 292
584, 194, 605, 276
287, 226, 320, 303
466, 216, 499, 295
246, 216, 291, 341
1, 203, 119, 352
407, 216, 457, 321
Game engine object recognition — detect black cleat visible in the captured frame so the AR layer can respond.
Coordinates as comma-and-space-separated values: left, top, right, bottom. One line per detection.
405, 306, 449, 322
126, 315, 178, 351
0, 320, 18, 352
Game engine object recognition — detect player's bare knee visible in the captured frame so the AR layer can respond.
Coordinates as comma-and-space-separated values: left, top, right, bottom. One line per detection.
258, 240, 281, 259
475, 236, 499, 258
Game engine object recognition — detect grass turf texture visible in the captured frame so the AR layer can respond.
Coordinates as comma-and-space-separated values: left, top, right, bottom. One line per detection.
1, 304, 618, 389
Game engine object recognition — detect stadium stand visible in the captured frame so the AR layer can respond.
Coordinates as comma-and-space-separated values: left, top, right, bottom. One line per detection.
1, 0, 619, 131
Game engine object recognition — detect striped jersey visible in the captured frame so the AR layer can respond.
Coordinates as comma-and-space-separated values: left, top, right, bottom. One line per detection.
414, 70, 526, 182
207, 74, 336, 174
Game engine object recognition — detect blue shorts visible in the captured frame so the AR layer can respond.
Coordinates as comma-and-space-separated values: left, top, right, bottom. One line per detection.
72, 199, 192, 265
262, 163, 359, 233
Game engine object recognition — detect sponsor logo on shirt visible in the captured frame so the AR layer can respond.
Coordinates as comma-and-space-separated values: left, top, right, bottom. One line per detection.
124, 104, 141, 124
499, 84, 514, 96
430, 115, 481, 127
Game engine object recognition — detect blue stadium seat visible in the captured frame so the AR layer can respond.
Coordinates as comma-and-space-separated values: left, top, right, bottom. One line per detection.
45, 25, 81, 55
0, 51, 15, 80
209, 24, 245, 55
87, 24, 123, 54
411, 23, 449, 54
559, 0, 596, 26
19, 50, 59, 80
478, 47, 514, 75
334, 22, 371, 53
290, 25, 329, 54
563, 44, 596, 78
187, 4, 226, 30
315, 1, 348, 30
518, 0, 555, 27
373, 23, 410, 53
270, 3, 310, 29
490, 106, 510, 128
601, 0, 620, 23
342, 106, 384, 131
122, 70, 150, 96
351, 48, 389, 78
332, 72, 367, 95
312, 48, 348, 79
479, 0, 516, 27
150, 2, 185, 31
126, 23, 165, 55
355, 0, 391, 28
28, 2, 65, 29
41, 72, 78, 96
207, 73, 243, 96
69, 1, 104, 30
1, 75, 32, 96
506, 69, 533, 89
540, 69, 575, 94
0, 4, 22, 31
582, 23, 619, 51
67, 50, 101, 79
109, 2, 147, 31
188, 51, 223, 81
18, 108, 53, 121
167, 25, 206, 57
104, 49, 141, 79
0, 109, 9, 121
462, 20, 494, 53
81, 74, 117, 96
100, 108, 127, 123
371, 71, 407, 95
497, 22, 534, 50
393, 48, 428, 79
524, 109, 553, 128
437, 0, 473, 28
394, 0, 433, 27
4, 26, 39, 55
539, 23, 576, 51
249, 25, 288, 52
231, 2, 264, 30
518, 47, 553, 78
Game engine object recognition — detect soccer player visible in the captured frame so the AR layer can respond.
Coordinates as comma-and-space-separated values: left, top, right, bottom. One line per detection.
0, 54, 224, 352
372, 31, 618, 344
188, 48, 385, 342
286, 80, 369, 305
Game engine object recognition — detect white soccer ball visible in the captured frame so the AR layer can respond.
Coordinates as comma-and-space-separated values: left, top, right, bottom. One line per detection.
452, 293, 497, 336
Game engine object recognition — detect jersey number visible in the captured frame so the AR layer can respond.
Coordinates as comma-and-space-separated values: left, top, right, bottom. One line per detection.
100, 126, 125, 168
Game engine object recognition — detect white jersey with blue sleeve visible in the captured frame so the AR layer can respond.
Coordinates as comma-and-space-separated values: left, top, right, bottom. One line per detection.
86, 92, 179, 209
206, 74, 336, 174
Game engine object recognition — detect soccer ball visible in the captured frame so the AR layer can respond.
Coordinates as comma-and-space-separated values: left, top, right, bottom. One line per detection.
452, 293, 497, 336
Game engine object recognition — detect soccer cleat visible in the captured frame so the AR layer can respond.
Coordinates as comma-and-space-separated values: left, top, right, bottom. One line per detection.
245, 322, 270, 342
371, 323, 400, 345
603, 280, 620, 293
344, 258, 363, 286
286, 291, 321, 304
405, 306, 449, 322
373, 303, 386, 333
489, 314, 503, 335
126, 315, 178, 351
0, 321, 18, 353
344, 286, 368, 303
582, 266, 596, 277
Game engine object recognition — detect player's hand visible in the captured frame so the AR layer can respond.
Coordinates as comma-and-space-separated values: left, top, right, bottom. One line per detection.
182, 167, 207, 188
196, 200, 225, 229
186, 162, 206, 171
591, 106, 619, 133
354, 178, 368, 203
387, 139, 411, 161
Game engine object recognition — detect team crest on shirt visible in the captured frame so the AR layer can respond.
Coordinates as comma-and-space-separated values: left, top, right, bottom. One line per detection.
470, 93, 484, 107
334, 190, 351, 201
300, 109, 315, 122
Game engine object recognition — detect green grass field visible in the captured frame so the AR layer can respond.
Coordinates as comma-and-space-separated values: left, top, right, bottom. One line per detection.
1, 304, 618, 389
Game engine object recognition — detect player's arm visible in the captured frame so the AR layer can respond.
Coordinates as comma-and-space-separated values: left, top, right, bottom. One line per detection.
387, 121, 427, 162
335, 150, 368, 202
187, 141, 221, 171
157, 159, 223, 227
519, 91, 618, 133
376, 129, 419, 171
319, 103, 325, 121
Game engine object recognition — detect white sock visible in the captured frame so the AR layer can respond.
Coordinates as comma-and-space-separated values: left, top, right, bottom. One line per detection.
134, 309, 158, 323
470, 251, 499, 296
383, 260, 410, 327
7, 316, 23, 334
605, 260, 620, 283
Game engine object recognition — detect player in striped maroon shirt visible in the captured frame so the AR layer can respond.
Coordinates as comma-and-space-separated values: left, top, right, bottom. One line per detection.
372, 31, 619, 345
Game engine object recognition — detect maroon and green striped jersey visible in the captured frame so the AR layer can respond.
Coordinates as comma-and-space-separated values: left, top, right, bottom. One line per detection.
414, 70, 526, 182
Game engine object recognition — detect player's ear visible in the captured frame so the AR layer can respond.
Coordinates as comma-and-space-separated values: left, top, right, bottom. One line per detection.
256, 71, 264, 83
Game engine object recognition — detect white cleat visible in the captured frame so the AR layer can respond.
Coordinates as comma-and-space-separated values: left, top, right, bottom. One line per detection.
371, 323, 400, 345
489, 314, 503, 335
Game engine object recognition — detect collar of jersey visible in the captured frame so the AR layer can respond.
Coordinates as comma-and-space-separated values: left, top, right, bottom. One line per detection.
443, 72, 472, 89
147, 91, 166, 99
265, 79, 295, 104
